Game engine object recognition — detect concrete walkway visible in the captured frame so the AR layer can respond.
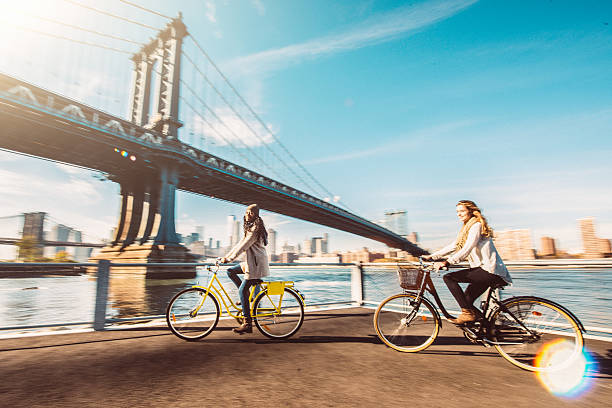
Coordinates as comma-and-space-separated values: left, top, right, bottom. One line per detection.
0, 307, 610, 407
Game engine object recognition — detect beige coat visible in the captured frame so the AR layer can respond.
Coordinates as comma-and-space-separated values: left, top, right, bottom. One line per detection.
225, 226, 270, 280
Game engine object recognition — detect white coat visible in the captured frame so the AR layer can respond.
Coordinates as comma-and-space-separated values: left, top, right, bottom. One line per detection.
431, 222, 512, 284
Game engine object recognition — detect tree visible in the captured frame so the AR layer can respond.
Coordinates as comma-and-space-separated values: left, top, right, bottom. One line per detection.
53, 251, 74, 263
15, 237, 43, 262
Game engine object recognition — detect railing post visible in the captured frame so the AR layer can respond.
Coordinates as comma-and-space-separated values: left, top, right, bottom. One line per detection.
351, 262, 364, 305
93, 260, 110, 331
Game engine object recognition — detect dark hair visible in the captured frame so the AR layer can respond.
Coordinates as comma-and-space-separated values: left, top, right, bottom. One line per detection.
243, 204, 268, 245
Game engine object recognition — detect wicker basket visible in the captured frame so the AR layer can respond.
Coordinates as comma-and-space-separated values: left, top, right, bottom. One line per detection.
397, 266, 423, 290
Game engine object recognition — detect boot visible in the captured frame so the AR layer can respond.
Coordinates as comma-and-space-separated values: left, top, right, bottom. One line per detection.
233, 317, 252, 334
450, 308, 477, 324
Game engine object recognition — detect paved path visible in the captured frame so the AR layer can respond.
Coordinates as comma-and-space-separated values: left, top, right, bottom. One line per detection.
0, 307, 610, 407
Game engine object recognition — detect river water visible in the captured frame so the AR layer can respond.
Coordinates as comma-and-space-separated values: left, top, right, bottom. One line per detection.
0, 266, 610, 335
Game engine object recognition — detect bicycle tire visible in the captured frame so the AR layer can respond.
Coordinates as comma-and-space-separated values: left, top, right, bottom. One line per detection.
490, 296, 584, 372
253, 287, 304, 339
374, 292, 441, 353
166, 287, 220, 341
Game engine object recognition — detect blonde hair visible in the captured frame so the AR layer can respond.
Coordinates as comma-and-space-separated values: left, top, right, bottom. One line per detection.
457, 200, 493, 238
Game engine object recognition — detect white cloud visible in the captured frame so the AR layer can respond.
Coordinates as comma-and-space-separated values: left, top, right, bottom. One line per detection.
189, 108, 276, 148
205, 1, 217, 23
229, 0, 477, 75
251, 0, 266, 16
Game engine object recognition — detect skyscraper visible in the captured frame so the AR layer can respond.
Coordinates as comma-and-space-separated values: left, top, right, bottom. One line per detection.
384, 210, 408, 236
227, 215, 241, 247
268, 228, 277, 257
494, 229, 535, 260
302, 238, 313, 255
579, 218, 606, 258
227, 215, 235, 246
232, 219, 241, 247
539, 236, 557, 257
51, 224, 72, 255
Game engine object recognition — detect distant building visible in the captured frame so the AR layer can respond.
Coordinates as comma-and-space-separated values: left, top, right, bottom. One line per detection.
281, 242, 295, 253
312, 236, 325, 255
539, 236, 557, 257
384, 210, 408, 236
51, 224, 72, 255
296, 254, 340, 263
279, 252, 298, 263
72, 230, 92, 263
341, 247, 385, 263
599, 238, 611, 256
579, 218, 608, 258
227, 215, 241, 247
302, 238, 313, 255
494, 229, 535, 260
407, 232, 418, 244
268, 228, 277, 261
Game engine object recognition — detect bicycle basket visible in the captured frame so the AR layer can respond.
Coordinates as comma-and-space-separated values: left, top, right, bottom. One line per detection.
397, 266, 423, 290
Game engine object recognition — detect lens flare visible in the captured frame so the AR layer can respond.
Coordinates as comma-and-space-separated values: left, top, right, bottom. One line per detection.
535, 339, 595, 398
130, 155, 136, 161
113, 148, 119, 152
121, 151, 128, 157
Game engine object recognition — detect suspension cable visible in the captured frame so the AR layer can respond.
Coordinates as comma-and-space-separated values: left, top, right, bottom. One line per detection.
185, 35, 340, 202
179, 96, 262, 173
179, 80, 289, 183
19, 12, 144, 45
182, 51, 319, 196
62, 0, 159, 31
1, 21, 133, 54
118, 0, 173, 20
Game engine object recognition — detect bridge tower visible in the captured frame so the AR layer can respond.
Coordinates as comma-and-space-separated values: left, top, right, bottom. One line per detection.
93, 15, 196, 276
18, 212, 46, 260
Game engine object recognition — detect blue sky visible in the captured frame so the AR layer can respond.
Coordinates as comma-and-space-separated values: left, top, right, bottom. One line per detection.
1, 0, 611, 259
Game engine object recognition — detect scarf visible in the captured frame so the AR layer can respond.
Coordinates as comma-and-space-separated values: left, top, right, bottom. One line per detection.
455, 216, 479, 250
243, 216, 268, 246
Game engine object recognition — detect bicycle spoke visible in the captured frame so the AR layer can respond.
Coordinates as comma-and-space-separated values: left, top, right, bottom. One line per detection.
491, 298, 583, 371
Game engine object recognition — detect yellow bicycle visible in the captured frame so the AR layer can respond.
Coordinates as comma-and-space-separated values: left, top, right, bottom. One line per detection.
166, 263, 305, 341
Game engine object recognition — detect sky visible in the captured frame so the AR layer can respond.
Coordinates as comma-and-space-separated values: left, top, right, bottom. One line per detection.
0, 0, 611, 259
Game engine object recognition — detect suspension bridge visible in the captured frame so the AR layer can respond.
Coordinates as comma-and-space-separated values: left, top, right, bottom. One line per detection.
0, 0, 426, 268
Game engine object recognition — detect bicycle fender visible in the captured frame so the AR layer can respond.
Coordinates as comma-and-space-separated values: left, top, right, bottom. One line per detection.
500, 296, 586, 333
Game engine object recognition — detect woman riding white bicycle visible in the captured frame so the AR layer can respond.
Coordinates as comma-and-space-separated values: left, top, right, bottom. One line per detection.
423, 200, 512, 324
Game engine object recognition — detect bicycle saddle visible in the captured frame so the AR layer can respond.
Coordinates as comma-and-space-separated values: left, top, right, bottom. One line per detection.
491, 282, 507, 290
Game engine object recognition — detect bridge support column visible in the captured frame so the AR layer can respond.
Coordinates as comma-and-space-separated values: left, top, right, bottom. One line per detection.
91, 166, 195, 278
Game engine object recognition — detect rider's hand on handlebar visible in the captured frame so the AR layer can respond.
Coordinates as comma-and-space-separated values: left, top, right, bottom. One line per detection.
433, 260, 449, 272
217, 257, 227, 265
421, 255, 433, 261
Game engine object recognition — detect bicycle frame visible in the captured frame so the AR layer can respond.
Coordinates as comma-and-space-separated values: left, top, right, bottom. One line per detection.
191, 268, 293, 320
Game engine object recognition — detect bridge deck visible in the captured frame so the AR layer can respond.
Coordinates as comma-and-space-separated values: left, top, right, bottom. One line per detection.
0, 307, 609, 407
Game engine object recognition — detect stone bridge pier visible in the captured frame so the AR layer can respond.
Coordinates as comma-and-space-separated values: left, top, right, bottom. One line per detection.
92, 165, 196, 278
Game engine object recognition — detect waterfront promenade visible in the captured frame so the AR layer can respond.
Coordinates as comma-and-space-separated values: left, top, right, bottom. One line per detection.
1, 307, 610, 407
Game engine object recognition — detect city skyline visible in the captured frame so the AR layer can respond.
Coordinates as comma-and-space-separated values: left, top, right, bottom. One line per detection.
0, 1, 610, 256
0, 208, 610, 260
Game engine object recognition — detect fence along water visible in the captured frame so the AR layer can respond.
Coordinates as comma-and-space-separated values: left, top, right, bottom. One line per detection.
1, 261, 611, 341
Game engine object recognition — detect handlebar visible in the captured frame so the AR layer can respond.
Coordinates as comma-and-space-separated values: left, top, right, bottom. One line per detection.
418, 256, 449, 272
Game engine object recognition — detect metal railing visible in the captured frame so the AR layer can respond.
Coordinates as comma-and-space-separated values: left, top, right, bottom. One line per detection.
0, 260, 610, 341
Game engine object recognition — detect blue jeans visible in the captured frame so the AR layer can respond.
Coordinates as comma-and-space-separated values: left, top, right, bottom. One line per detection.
226, 264, 261, 319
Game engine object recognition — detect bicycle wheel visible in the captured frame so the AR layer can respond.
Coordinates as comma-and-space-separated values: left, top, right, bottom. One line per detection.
166, 287, 220, 341
253, 287, 304, 339
374, 292, 440, 352
490, 296, 584, 371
